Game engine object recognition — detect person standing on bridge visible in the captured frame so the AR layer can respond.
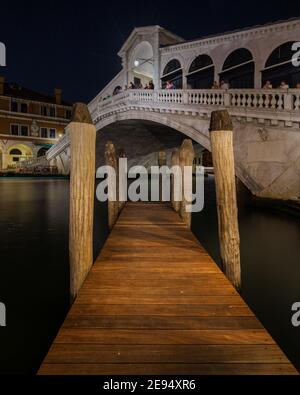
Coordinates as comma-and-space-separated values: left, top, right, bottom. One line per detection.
148, 80, 154, 89
165, 81, 175, 89
212, 81, 220, 89
263, 81, 273, 89
279, 80, 289, 89
220, 80, 229, 89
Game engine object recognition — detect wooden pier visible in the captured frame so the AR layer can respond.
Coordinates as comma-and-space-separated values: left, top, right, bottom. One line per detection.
38, 202, 297, 375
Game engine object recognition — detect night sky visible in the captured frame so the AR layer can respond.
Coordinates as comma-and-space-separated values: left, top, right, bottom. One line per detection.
1, 0, 300, 103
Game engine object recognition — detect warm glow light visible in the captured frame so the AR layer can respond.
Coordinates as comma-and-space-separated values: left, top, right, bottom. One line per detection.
58, 134, 62, 138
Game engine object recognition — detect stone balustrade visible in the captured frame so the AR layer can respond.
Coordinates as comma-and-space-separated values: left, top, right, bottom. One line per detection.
48, 88, 300, 164
91, 89, 300, 126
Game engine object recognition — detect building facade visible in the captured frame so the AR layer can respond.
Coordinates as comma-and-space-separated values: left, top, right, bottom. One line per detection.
0, 76, 72, 170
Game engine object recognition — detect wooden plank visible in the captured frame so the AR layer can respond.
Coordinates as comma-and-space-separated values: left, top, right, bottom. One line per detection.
43, 344, 290, 364
39, 363, 297, 376
68, 304, 254, 317
53, 329, 275, 345
38, 202, 298, 375
75, 294, 241, 304
63, 316, 262, 330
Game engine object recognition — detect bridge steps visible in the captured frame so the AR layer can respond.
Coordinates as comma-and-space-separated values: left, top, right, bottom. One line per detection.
38, 202, 298, 375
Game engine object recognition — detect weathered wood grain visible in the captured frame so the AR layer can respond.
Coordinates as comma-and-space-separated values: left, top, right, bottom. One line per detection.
38, 202, 298, 375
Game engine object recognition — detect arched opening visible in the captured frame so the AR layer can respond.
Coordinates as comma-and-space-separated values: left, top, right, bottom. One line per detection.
37, 147, 50, 157
220, 48, 254, 88
161, 59, 183, 89
8, 144, 32, 167
129, 41, 154, 89
262, 42, 300, 88
187, 55, 214, 89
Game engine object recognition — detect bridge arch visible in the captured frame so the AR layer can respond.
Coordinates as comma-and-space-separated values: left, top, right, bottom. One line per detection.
220, 48, 254, 88
262, 41, 300, 88
161, 58, 183, 89
37, 146, 50, 157
96, 110, 210, 150
186, 54, 214, 89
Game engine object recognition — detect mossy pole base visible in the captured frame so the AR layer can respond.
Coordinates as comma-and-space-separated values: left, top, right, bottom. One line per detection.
69, 103, 96, 303
209, 110, 241, 290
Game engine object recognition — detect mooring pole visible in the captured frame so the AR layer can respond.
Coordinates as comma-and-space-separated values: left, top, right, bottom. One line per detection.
158, 150, 167, 201
69, 103, 96, 302
179, 139, 194, 229
171, 148, 180, 212
105, 141, 119, 229
118, 148, 126, 212
209, 110, 241, 290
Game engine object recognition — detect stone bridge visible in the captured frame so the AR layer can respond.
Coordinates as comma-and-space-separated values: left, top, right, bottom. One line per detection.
47, 87, 300, 201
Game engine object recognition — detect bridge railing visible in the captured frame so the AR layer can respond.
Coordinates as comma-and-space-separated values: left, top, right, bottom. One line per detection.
95, 88, 300, 113
46, 133, 69, 161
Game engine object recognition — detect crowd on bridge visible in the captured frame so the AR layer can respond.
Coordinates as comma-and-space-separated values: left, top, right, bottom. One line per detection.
100, 77, 300, 101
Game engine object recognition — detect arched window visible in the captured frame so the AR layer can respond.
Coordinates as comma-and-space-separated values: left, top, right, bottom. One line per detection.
262, 42, 300, 88
161, 59, 183, 89
10, 148, 22, 155
187, 55, 214, 89
220, 48, 254, 88
37, 147, 49, 157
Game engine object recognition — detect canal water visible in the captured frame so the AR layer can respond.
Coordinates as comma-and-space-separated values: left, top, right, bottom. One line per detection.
0, 177, 299, 374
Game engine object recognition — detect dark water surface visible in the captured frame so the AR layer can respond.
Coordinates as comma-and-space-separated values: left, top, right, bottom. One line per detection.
0, 177, 299, 374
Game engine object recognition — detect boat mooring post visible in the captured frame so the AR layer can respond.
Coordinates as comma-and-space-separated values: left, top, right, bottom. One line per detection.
105, 141, 119, 229
209, 110, 241, 290
171, 148, 180, 212
69, 103, 96, 302
179, 139, 194, 229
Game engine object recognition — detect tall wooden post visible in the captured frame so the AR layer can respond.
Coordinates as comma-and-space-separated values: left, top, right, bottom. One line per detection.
171, 148, 180, 212
105, 141, 119, 229
158, 150, 166, 201
69, 103, 96, 302
179, 139, 194, 229
209, 110, 241, 290
118, 148, 126, 212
